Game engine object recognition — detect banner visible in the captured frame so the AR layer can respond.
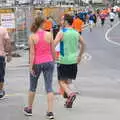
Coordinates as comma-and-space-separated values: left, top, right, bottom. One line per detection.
0, 13, 15, 29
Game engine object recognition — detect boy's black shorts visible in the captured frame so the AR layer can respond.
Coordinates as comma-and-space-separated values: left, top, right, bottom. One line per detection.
57, 63, 77, 81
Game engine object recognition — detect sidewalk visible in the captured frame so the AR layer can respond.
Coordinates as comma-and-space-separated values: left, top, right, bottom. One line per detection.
1, 94, 120, 120
7, 50, 29, 69
1, 50, 120, 120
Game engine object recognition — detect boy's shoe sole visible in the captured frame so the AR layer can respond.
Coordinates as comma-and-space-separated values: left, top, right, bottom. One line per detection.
46, 116, 55, 120
24, 110, 32, 116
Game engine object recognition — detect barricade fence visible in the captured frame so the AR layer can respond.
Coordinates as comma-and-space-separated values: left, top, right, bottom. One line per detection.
0, 6, 78, 50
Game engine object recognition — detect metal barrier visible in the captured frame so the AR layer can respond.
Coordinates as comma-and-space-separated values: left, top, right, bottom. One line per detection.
0, 6, 76, 50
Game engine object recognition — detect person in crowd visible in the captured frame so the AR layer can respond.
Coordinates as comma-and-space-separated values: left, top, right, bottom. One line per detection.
24, 16, 56, 119
43, 17, 53, 32
72, 15, 84, 35
88, 12, 95, 32
93, 12, 97, 27
0, 26, 12, 99
118, 10, 120, 20
109, 9, 116, 27
54, 14, 85, 108
99, 10, 106, 27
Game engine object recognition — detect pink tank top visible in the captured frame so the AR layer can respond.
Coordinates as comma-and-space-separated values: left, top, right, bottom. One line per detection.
33, 30, 53, 64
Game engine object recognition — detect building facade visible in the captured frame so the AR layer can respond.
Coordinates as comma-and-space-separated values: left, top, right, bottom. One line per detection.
82, 0, 103, 4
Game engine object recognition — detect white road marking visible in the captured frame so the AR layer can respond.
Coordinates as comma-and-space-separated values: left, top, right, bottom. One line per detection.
105, 21, 120, 46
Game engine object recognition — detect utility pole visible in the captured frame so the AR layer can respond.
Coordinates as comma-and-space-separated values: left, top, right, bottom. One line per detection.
113, 0, 115, 6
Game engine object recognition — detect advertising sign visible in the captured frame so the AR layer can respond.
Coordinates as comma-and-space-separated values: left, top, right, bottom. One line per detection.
0, 13, 15, 29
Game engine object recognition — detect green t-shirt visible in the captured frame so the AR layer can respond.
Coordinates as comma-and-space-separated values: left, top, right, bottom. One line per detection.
58, 28, 80, 64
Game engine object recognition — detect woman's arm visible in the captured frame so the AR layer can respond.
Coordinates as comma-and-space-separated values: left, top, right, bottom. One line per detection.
49, 33, 56, 61
29, 34, 35, 72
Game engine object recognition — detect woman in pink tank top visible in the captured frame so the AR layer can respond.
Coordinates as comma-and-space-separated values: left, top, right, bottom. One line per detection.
24, 16, 56, 119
